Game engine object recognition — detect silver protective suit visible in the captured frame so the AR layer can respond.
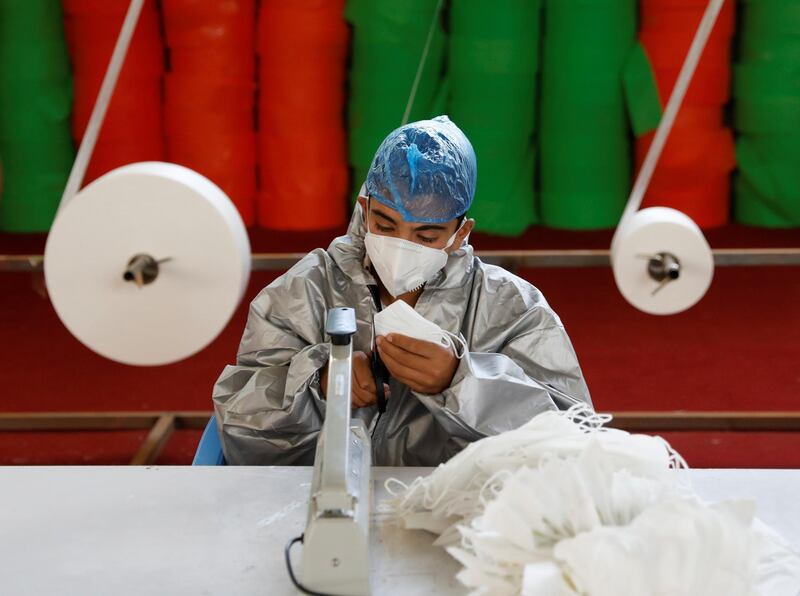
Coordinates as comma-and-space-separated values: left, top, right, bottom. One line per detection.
212, 204, 592, 466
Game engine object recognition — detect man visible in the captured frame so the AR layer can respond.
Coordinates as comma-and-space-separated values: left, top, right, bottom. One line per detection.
213, 116, 591, 466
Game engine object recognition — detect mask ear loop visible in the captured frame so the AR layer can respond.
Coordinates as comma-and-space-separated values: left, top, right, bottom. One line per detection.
443, 331, 467, 359
444, 219, 466, 252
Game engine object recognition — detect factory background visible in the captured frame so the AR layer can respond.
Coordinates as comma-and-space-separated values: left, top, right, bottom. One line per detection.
0, 0, 798, 466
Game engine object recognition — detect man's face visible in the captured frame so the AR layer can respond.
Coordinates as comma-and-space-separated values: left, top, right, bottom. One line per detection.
357, 196, 473, 253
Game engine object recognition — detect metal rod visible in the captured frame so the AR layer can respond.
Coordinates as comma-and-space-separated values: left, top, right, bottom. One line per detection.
59, 0, 145, 209
4, 249, 800, 273
2, 411, 800, 434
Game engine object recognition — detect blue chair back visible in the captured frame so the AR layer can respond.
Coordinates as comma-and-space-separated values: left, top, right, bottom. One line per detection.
192, 414, 227, 465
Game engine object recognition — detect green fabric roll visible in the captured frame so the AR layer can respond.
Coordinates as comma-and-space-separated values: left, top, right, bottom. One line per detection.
539, 0, 636, 229
540, 97, 628, 136
0, 0, 73, 232
741, 35, 800, 64
734, 135, 800, 225
346, 0, 446, 198
734, 0, 800, 227
735, 175, 799, 228
740, 1, 800, 39
447, 0, 541, 235
734, 63, 800, 102
735, 98, 800, 133
623, 42, 663, 136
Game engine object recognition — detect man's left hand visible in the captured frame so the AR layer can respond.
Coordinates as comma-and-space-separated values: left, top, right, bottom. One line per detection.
376, 333, 458, 395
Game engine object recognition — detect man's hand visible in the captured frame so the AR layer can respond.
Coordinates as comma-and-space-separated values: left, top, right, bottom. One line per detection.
376, 334, 458, 395
320, 350, 389, 409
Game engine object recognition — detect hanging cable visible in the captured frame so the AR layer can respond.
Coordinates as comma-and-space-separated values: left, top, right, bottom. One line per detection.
400, 0, 444, 125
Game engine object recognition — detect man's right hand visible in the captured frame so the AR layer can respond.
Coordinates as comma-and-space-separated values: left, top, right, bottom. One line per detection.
320, 351, 389, 409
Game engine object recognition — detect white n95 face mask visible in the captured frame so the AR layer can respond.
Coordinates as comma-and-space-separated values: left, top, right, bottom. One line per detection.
373, 300, 466, 357
364, 209, 464, 297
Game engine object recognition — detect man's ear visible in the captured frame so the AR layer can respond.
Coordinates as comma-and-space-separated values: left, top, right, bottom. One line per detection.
447, 218, 475, 253
461, 218, 475, 239
357, 196, 368, 224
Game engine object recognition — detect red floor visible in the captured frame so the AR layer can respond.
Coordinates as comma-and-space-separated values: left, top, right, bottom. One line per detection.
1, 224, 798, 466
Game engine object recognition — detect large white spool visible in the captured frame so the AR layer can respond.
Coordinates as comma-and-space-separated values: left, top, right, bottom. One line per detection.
44, 162, 251, 366
612, 207, 714, 315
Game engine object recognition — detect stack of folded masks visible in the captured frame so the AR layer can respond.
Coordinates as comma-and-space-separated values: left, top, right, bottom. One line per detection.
385, 404, 800, 595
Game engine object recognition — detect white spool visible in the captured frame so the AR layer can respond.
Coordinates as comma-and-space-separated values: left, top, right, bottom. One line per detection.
44, 162, 251, 366
611, 207, 714, 316
610, 0, 724, 315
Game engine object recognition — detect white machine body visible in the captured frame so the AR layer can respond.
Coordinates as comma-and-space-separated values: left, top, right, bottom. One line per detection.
300, 308, 372, 595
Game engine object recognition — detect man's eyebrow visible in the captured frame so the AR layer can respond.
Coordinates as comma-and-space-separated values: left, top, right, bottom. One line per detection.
413, 224, 448, 232
372, 209, 397, 225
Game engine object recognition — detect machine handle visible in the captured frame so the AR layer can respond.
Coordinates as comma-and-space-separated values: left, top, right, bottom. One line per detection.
326, 308, 357, 346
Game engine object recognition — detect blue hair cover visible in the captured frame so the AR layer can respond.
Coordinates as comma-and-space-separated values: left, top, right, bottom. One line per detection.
365, 115, 477, 223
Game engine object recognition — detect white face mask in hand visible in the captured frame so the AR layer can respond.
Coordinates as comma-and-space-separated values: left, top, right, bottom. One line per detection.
364, 209, 464, 298
374, 300, 466, 357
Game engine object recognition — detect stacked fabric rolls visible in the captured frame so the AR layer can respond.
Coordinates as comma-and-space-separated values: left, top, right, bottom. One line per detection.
734, 0, 800, 227
0, 0, 74, 232
539, 0, 637, 230
447, 0, 541, 236
162, 0, 256, 226
635, 0, 735, 229
257, 0, 349, 230
63, 0, 164, 186
345, 0, 446, 200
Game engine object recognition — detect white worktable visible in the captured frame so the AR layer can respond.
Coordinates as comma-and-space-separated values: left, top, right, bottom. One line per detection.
0, 467, 797, 595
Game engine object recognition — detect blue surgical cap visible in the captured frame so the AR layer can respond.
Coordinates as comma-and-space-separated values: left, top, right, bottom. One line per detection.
365, 115, 477, 223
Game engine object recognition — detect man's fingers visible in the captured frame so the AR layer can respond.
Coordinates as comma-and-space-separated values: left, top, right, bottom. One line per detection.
352, 382, 376, 407
379, 346, 427, 389
377, 336, 427, 369
382, 333, 439, 357
352, 357, 377, 393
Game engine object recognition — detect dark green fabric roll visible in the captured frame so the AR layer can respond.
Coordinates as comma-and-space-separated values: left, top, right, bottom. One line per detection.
0, 0, 74, 232
539, 0, 636, 229
346, 0, 446, 199
734, 135, 800, 226
734, 0, 800, 227
735, 175, 799, 228
734, 63, 800, 102
735, 98, 800, 133
540, 133, 630, 229
447, 0, 541, 235
623, 42, 664, 136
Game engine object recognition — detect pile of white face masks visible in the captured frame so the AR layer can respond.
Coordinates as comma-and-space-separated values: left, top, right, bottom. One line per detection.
384, 404, 800, 595
374, 299, 466, 357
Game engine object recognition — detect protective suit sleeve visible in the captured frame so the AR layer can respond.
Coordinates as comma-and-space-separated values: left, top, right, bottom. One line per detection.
212, 260, 330, 465
413, 307, 592, 447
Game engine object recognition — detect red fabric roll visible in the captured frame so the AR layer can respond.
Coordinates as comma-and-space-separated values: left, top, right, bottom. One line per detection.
640, 0, 735, 37
636, 0, 735, 228
256, 0, 349, 231
169, 46, 254, 79
637, 126, 735, 190
648, 64, 731, 106
62, 0, 165, 184
162, 0, 256, 226
638, 171, 732, 228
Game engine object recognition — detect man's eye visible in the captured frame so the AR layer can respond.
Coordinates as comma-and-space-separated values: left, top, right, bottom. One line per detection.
376, 224, 394, 233
418, 236, 437, 244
